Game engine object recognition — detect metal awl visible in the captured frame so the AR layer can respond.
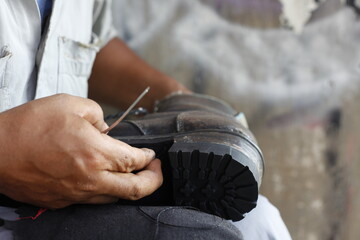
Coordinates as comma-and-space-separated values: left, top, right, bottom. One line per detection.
102, 87, 150, 134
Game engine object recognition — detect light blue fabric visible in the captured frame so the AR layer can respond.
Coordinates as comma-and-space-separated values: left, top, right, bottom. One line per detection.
231, 195, 292, 240
36, 0, 53, 23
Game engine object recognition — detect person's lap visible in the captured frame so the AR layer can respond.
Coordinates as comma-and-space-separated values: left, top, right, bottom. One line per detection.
0, 195, 291, 240
0, 204, 242, 240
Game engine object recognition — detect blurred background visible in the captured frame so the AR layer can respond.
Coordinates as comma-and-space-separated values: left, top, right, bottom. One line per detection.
110, 0, 360, 239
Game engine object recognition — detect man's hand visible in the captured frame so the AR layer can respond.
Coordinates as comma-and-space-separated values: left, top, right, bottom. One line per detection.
0, 94, 163, 208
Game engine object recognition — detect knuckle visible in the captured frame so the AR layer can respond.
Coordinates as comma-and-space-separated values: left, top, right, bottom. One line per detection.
71, 156, 88, 173
87, 99, 103, 116
78, 182, 98, 193
129, 181, 144, 200
72, 173, 99, 194
73, 151, 102, 172
121, 154, 135, 172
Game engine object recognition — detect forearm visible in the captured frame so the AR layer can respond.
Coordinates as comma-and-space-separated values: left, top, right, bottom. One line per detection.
88, 38, 190, 111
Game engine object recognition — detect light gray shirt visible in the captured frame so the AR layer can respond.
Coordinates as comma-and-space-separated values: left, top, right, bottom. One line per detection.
0, 0, 117, 112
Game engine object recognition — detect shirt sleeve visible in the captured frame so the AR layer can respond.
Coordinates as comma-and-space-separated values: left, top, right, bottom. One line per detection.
92, 0, 118, 48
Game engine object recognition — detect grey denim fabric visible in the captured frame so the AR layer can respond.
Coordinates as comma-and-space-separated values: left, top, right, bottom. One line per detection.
2, 205, 243, 240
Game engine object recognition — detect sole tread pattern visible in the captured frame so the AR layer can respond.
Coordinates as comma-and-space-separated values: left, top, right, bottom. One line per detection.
169, 150, 258, 221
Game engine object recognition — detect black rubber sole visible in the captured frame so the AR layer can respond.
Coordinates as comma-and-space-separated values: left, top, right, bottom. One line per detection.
115, 132, 261, 221
168, 149, 257, 221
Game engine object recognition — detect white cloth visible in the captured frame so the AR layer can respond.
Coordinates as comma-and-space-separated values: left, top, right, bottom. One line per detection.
231, 195, 292, 240
0, 0, 117, 113
0, 207, 18, 240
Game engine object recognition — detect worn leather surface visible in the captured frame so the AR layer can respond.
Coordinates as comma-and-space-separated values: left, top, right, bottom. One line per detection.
109, 93, 254, 143
154, 93, 237, 116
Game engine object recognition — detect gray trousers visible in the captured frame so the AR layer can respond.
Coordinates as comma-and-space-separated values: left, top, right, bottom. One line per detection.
0, 195, 291, 240
0, 204, 242, 240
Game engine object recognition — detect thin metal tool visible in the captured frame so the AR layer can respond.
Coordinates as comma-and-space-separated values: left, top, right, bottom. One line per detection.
102, 87, 150, 134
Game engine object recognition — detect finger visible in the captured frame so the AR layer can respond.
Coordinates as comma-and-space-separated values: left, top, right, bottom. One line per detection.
99, 136, 156, 172
38, 94, 108, 132
80, 100, 108, 131
63, 95, 107, 131
98, 159, 163, 200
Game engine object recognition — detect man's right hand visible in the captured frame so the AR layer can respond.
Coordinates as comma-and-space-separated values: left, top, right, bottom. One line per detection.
0, 94, 163, 208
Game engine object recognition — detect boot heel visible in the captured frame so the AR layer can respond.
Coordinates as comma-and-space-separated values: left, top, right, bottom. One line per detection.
168, 133, 262, 221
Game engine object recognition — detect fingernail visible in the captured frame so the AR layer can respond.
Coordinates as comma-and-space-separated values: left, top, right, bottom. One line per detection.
142, 148, 155, 159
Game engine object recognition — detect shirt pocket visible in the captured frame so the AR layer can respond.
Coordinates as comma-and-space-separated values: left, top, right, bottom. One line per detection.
57, 34, 100, 97
0, 46, 12, 89
0, 46, 12, 112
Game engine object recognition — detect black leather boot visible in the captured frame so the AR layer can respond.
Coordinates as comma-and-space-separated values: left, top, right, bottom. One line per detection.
107, 93, 264, 221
